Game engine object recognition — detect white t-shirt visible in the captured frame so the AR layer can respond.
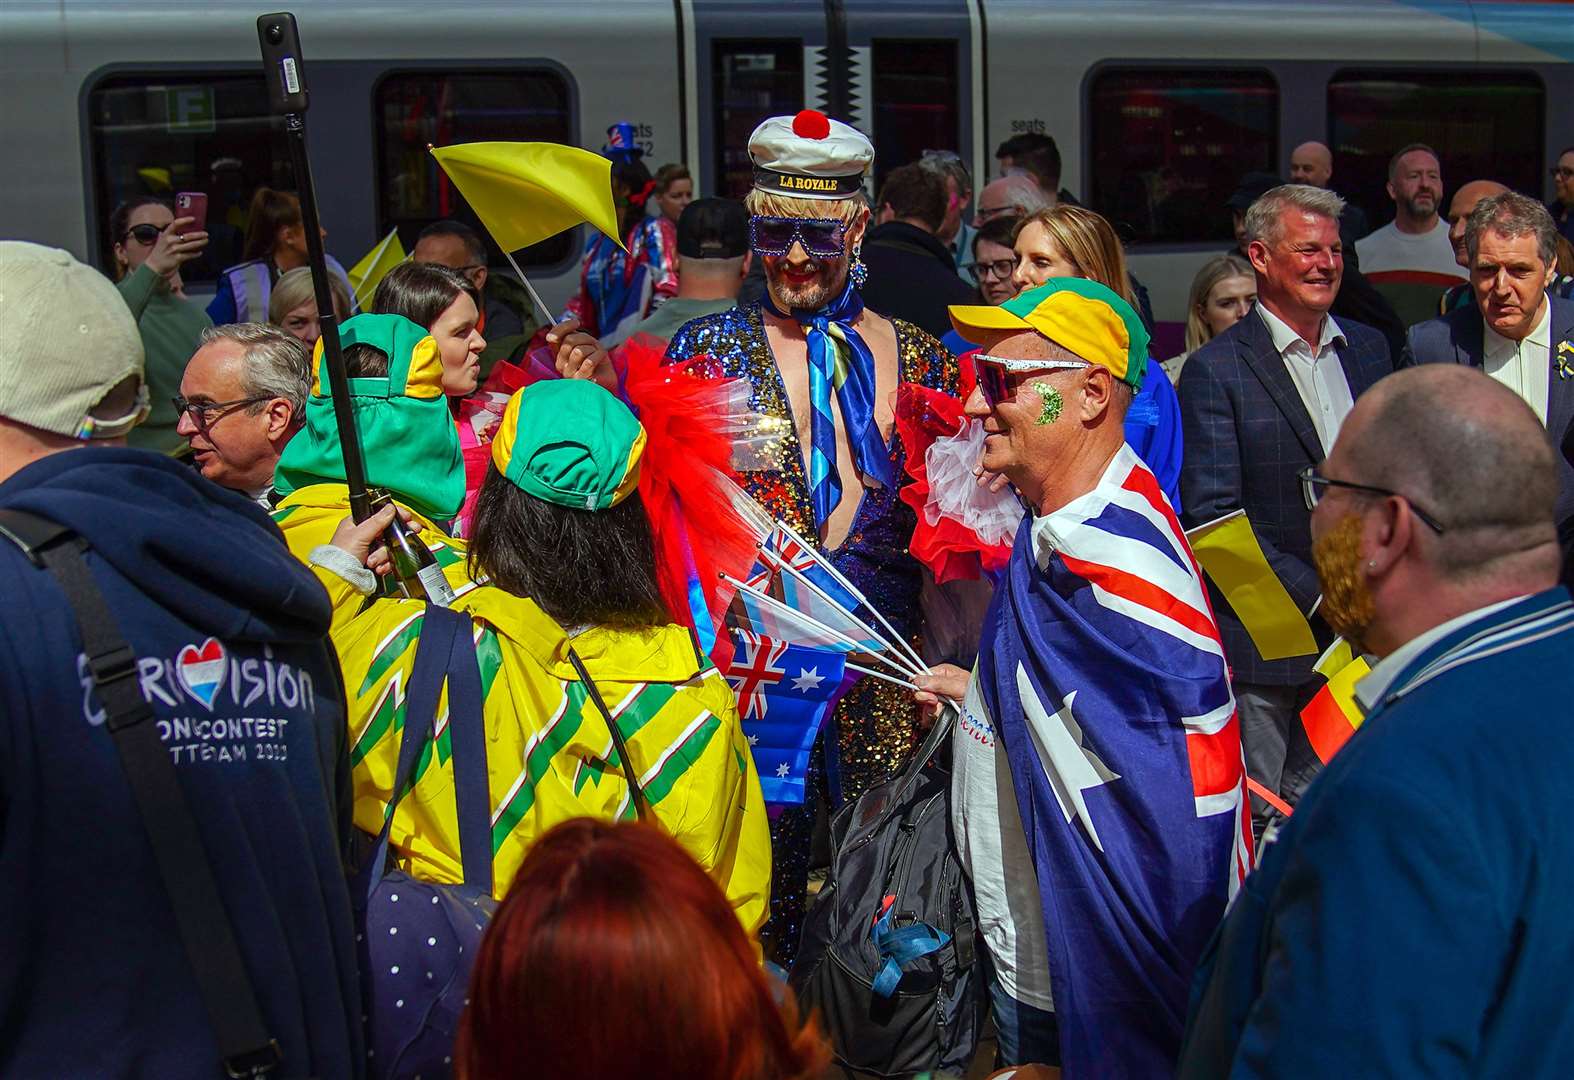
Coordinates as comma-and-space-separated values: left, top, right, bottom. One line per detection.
1354, 217, 1465, 281
950, 667, 1055, 1011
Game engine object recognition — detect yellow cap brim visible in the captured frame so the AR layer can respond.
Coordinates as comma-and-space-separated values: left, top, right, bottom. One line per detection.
948, 302, 1032, 341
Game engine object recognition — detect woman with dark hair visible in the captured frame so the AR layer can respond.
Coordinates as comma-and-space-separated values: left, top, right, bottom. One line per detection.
457, 819, 826, 1080
107, 194, 213, 452
307, 377, 771, 933
372, 261, 486, 398
373, 260, 492, 533
207, 187, 353, 326
556, 124, 679, 346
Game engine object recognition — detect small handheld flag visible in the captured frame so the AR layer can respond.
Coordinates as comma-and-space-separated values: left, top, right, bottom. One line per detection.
1300, 637, 1371, 764
1185, 509, 1318, 661
724, 632, 847, 804
430, 140, 624, 325
346, 227, 407, 311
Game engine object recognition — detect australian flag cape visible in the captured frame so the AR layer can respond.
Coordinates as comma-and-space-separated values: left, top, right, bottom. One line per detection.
978, 445, 1252, 1078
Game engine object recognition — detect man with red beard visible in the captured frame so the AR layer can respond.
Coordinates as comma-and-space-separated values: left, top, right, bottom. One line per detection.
1180, 184, 1393, 839
1180, 364, 1574, 1078
664, 110, 959, 963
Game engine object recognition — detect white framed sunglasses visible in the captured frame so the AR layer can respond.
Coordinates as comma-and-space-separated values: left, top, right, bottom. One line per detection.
972, 355, 1089, 406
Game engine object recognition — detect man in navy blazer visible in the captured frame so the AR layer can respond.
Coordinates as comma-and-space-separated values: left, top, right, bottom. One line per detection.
1400, 192, 1574, 578
1180, 184, 1392, 836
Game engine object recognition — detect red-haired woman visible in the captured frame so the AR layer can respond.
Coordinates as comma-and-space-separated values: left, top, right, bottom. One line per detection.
457, 819, 827, 1080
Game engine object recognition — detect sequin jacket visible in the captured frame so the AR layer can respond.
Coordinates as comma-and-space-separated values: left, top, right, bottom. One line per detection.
666, 304, 960, 793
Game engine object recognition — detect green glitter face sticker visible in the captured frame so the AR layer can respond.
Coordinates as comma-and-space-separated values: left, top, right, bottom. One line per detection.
1029, 380, 1063, 425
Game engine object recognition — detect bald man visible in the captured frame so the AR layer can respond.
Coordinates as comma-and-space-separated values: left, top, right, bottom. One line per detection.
1437, 179, 1510, 313
1289, 140, 1369, 245
1180, 365, 1574, 1078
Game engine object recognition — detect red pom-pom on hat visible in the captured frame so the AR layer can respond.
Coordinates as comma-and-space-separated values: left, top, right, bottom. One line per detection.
792, 110, 831, 140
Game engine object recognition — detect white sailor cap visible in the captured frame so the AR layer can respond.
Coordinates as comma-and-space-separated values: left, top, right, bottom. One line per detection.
748, 110, 873, 200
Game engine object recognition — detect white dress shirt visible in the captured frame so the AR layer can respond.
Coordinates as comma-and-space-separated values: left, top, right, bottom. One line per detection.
1482, 298, 1551, 425
1256, 304, 1356, 454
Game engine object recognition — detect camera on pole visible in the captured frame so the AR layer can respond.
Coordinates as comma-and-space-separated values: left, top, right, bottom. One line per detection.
257, 12, 372, 523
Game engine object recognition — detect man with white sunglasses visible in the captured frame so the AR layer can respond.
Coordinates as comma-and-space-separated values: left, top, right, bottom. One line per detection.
915, 278, 1249, 1074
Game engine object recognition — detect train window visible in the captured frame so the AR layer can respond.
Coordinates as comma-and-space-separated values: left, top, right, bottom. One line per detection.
870, 40, 960, 190
87, 73, 289, 283
376, 69, 574, 268
1328, 69, 1545, 230
712, 40, 803, 199
1088, 68, 1278, 246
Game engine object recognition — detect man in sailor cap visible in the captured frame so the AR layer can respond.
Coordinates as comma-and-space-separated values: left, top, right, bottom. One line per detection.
662, 111, 961, 964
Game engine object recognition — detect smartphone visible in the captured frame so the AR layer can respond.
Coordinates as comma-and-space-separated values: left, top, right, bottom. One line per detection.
174, 192, 208, 231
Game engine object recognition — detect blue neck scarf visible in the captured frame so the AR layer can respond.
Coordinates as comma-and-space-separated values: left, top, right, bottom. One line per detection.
762, 280, 895, 534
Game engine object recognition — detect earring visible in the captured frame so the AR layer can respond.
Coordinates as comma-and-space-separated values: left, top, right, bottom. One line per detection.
850, 242, 868, 290
1367, 561, 1377, 570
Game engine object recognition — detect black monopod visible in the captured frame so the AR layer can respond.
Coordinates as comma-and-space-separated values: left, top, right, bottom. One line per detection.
257, 12, 371, 523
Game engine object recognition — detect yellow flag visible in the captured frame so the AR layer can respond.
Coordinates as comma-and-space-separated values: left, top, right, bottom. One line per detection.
1185, 509, 1318, 661
346, 228, 407, 310
429, 142, 624, 254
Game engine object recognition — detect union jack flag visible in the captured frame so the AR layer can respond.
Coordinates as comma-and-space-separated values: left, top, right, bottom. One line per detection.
979, 445, 1251, 1077
723, 631, 788, 720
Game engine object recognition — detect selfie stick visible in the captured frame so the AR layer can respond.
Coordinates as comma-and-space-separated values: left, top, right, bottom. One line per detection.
257, 12, 371, 523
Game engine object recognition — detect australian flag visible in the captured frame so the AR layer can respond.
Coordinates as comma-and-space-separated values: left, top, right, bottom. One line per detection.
724, 630, 847, 805
978, 446, 1251, 1077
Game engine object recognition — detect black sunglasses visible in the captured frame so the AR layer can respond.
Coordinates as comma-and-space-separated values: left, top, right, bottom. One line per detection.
1297, 464, 1446, 534
124, 223, 163, 245
748, 216, 847, 259
173, 394, 272, 435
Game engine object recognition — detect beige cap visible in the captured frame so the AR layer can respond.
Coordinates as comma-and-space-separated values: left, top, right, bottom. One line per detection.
0, 241, 146, 439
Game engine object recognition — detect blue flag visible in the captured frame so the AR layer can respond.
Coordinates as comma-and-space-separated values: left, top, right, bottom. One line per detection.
723, 631, 847, 805
978, 448, 1250, 1075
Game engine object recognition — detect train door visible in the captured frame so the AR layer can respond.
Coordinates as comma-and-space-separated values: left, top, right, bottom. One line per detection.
838, 0, 981, 197
682, 1, 827, 199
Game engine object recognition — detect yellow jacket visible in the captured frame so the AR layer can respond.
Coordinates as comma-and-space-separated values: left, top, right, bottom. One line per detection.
274, 484, 772, 936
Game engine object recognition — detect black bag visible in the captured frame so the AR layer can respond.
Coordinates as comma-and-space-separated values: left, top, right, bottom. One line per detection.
790, 704, 984, 1077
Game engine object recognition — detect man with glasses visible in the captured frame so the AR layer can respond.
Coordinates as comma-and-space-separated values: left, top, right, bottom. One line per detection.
413, 219, 536, 369
0, 242, 361, 1077
174, 323, 311, 505
972, 174, 1050, 229
915, 278, 1248, 1074
1181, 364, 1574, 1078
1180, 184, 1393, 839
664, 109, 959, 965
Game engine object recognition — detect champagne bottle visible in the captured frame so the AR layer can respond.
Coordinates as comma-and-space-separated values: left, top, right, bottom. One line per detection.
368, 489, 457, 608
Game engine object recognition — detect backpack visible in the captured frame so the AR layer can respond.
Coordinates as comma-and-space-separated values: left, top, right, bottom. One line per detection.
790, 705, 984, 1076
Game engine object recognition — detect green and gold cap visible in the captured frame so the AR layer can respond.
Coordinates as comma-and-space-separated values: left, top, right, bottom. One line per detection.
949, 277, 1150, 387
491, 380, 646, 511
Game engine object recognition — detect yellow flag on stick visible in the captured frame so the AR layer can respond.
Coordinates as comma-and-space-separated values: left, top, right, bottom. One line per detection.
346, 228, 407, 310
1185, 509, 1319, 661
429, 141, 624, 254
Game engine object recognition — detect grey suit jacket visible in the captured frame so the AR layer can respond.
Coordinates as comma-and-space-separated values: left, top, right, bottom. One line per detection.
1180, 309, 1393, 686
1401, 296, 1574, 546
